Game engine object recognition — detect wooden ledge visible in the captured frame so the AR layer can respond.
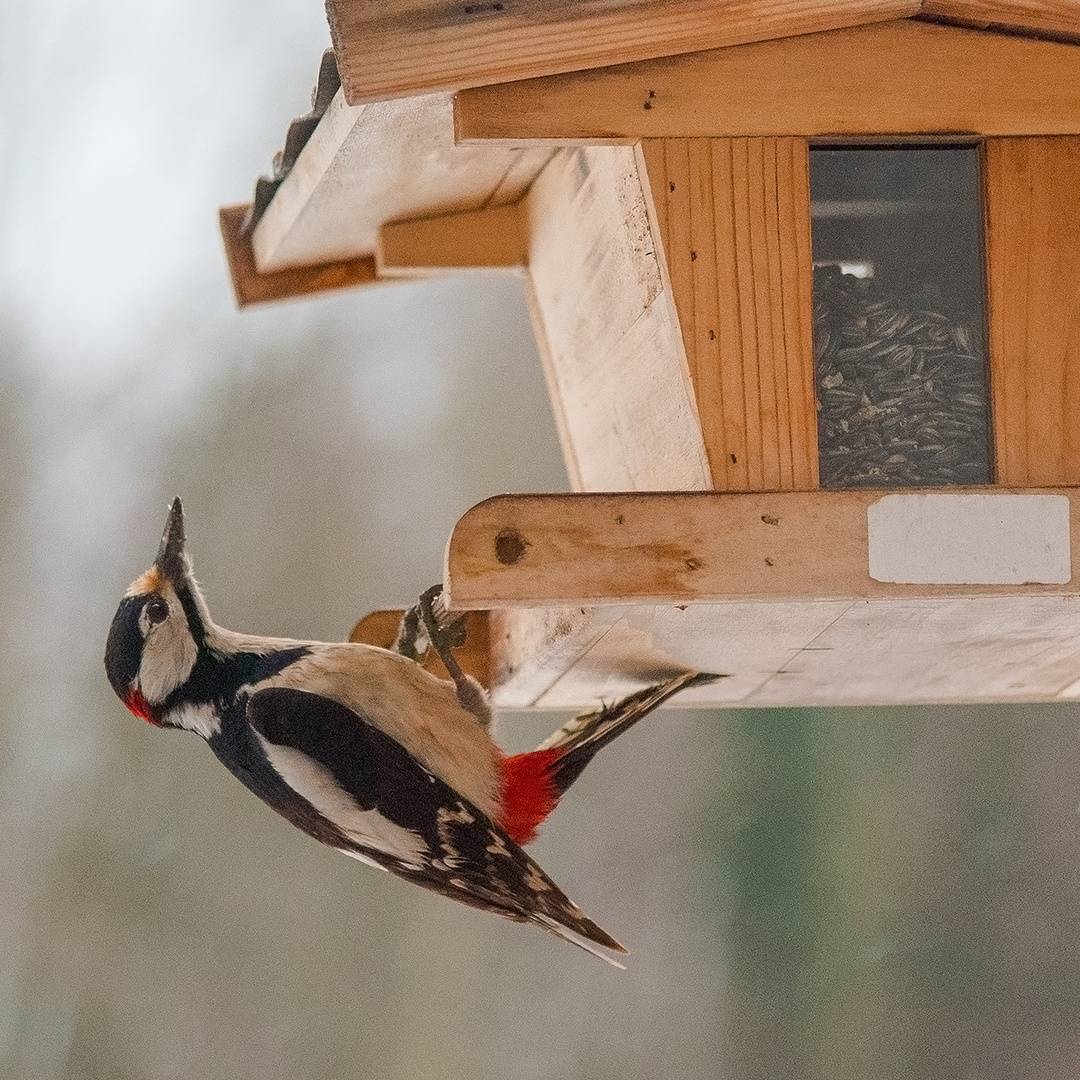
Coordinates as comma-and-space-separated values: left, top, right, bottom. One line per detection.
454, 20, 1080, 143
352, 493, 1080, 708
444, 489, 1080, 608
219, 204, 380, 307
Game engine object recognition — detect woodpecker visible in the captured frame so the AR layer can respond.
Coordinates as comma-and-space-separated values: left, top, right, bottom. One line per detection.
104, 498, 719, 963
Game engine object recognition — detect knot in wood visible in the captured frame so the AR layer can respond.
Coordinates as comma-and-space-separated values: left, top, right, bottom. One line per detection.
494, 528, 529, 565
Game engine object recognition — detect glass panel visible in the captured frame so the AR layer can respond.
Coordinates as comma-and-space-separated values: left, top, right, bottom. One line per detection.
810, 146, 991, 489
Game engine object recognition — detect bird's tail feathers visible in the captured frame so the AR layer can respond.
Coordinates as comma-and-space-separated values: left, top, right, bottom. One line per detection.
499, 671, 724, 846
535, 665, 721, 760
532, 913, 627, 968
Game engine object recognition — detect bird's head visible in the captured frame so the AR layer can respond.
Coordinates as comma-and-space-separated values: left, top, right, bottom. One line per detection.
105, 497, 212, 725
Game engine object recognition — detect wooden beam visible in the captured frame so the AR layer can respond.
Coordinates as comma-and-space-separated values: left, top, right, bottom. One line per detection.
921, 0, 1080, 43
347, 580, 1080, 711
485, 595, 1080, 709
444, 489, 1080, 607
985, 137, 1080, 486
455, 20, 1080, 143
378, 203, 527, 275
219, 204, 379, 307
520, 146, 712, 491
250, 89, 553, 273
327, 0, 919, 105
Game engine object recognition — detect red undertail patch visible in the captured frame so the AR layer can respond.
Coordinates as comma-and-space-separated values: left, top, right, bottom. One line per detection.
499, 747, 563, 846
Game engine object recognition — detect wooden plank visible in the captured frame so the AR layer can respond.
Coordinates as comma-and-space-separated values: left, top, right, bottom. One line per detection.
777, 136, 818, 489
444, 489, 1080, 608
328, 0, 919, 105
490, 595, 1080, 709
985, 137, 1080, 485
455, 20, 1080, 142
757, 138, 789, 490
378, 203, 527, 275
640, 138, 816, 490
521, 146, 712, 490
745, 596, 1080, 704
711, 139, 748, 490
921, 0, 1080, 42
346, 592, 1080, 710
348, 608, 493, 688
731, 140, 767, 489
523, 601, 854, 708
219, 204, 379, 307
251, 89, 552, 272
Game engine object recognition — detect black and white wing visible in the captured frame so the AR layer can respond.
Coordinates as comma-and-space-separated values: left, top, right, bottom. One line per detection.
241, 686, 627, 962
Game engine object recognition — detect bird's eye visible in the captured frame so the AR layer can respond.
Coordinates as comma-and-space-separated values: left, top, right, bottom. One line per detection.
144, 597, 169, 626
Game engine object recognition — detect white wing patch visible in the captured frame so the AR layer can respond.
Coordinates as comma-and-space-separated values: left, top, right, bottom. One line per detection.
165, 702, 221, 739
339, 849, 389, 872
257, 644, 502, 820
256, 734, 428, 868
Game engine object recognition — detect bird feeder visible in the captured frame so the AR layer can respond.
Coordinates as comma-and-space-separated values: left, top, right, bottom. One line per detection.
220, 0, 1080, 709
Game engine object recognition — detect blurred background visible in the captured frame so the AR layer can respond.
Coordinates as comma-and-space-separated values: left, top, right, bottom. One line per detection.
4, 2, 1080, 1078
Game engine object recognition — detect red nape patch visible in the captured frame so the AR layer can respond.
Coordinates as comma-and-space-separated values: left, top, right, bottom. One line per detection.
125, 688, 160, 726
498, 747, 563, 846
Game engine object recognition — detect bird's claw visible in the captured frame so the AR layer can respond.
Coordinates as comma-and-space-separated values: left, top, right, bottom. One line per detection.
415, 585, 492, 729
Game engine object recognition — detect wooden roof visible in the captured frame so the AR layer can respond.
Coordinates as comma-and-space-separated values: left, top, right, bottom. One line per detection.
223, 3, 1080, 305
327, 0, 1080, 105
230, 12, 1080, 304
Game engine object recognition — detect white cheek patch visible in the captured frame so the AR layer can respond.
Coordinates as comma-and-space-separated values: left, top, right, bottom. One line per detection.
256, 735, 429, 869
138, 588, 198, 704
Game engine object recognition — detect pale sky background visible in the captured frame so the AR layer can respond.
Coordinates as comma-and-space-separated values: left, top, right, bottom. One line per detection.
5, 3, 1080, 1078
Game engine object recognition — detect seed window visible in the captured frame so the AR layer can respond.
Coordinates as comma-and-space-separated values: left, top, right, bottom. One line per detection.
810, 146, 992, 489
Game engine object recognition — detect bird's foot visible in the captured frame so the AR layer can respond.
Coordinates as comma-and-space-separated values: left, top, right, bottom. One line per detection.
415, 585, 492, 730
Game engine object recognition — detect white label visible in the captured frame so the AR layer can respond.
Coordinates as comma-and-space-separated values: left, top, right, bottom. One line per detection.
867, 494, 1071, 585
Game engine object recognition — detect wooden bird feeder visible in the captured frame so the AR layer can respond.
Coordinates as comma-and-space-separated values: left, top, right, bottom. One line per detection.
220, 0, 1080, 709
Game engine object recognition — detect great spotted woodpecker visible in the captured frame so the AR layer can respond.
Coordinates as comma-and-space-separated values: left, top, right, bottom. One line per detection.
104, 499, 718, 963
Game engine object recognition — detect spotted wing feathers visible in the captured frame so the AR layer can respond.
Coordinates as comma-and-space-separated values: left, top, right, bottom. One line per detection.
245, 687, 626, 961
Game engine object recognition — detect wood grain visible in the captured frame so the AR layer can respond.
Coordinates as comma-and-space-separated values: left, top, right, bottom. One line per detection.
444, 489, 1080, 607
521, 146, 712, 491
328, 0, 919, 104
485, 606, 610, 709
455, 20, 1080, 142
347, 566, 1080, 710
985, 137, 1080, 485
921, 0, 1080, 42
378, 203, 527, 274
251, 89, 552, 272
491, 595, 1080, 708
219, 204, 379, 307
641, 138, 816, 490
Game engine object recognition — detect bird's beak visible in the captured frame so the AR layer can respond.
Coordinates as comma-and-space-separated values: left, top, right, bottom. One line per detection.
154, 497, 187, 582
